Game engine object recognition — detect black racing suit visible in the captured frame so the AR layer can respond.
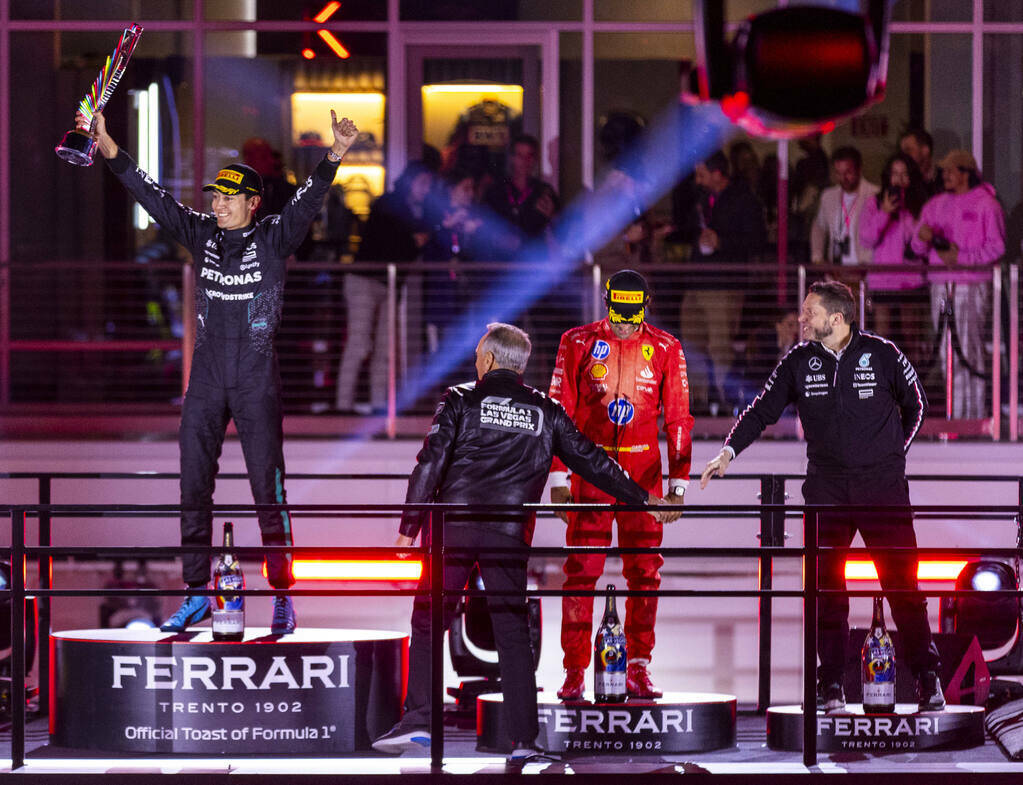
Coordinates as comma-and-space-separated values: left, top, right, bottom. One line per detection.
107, 150, 341, 589
725, 325, 940, 684
400, 368, 650, 745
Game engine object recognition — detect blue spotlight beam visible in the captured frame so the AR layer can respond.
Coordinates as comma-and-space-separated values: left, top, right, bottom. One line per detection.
324, 100, 734, 453
399, 102, 734, 409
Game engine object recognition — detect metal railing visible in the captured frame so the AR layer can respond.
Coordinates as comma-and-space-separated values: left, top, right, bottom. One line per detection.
2, 470, 1022, 769
3, 260, 1019, 439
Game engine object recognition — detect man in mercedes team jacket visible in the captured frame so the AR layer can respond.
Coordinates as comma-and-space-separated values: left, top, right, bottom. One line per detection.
372, 323, 671, 768
78, 108, 358, 634
701, 280, 944, 714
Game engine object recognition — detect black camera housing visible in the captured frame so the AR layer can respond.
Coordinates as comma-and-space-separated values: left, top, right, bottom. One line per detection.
694, 0, 892, 138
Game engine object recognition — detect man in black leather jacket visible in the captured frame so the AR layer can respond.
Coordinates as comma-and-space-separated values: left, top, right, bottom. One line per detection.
373, 323, 670, 765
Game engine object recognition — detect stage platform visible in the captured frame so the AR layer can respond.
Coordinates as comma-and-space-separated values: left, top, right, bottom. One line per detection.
2, 712, 1021, 782
49, 628, 406, 754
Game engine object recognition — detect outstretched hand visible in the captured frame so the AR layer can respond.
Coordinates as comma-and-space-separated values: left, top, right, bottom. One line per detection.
700, 448, 733, 489
330, 110, 359, 158
550, 486, 572, 523
394, 533, 416, 559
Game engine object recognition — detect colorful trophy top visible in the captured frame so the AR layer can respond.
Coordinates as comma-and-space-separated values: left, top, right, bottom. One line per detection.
77, 24, 144, 130
55, 23, 143, 166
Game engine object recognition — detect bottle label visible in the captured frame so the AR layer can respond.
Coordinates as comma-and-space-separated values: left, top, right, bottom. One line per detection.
216, 574, 244, 612
594, 623, 627, 697
863, 638, 896, 683
594, 669, 627, 695
862, 681, 895, 703
212, 609, 245, 634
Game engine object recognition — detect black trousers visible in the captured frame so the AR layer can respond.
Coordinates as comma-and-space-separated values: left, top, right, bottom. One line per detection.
179, 377, 294, 589
805, 470, 940, 685
403, 524, 538, 746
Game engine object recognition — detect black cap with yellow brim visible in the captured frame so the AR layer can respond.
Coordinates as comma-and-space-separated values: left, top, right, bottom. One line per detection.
202, 163, 263, 196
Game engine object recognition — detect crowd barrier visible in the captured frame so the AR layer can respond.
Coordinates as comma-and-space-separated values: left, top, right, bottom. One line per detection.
2, 471, 1022, 769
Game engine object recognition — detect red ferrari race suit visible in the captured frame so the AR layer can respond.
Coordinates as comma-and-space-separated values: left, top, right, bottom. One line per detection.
549, 319, 693, 669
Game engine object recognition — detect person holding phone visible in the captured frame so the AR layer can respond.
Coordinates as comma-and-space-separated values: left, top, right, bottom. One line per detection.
858, 152, 929, 356
911, 150, 1005, 418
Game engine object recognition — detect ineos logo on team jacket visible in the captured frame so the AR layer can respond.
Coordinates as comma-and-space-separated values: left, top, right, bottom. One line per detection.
480, 396, 543, 435
591, 340, 611, 360
607, 398, 635, 425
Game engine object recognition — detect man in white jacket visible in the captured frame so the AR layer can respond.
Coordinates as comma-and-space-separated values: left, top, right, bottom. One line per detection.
811, 146, 879, 267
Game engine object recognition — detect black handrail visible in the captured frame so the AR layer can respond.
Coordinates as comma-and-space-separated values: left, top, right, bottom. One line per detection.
3, 471, 1022, 770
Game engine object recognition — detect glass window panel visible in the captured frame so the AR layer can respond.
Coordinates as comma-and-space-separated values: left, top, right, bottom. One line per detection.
985, 1, 1023, 23
983, 35, 1023, 255
204, 31, 386, 202
821, 34, 971, 188
12, 1, 191, 20
559, 32, 583, 200
401, 0, 580, 21
892, 0, 971, 22
9, 31, 193, 404
11, 31, 195, 262
593, 32, 697, 183
207, 0, 386, 21
595, 0, 775, 22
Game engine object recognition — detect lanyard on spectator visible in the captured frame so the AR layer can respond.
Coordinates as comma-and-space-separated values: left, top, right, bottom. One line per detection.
840, 193, 858, 237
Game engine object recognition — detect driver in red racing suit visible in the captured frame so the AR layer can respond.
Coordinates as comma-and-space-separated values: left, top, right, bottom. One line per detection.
549, 269, 694, 699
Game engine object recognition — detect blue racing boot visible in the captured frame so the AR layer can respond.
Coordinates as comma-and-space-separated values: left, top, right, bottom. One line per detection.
271, 595, 296, 634
160, 592, 211, 632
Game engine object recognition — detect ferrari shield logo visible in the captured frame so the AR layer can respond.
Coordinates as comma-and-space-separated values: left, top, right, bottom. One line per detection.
642, 344, 654, 362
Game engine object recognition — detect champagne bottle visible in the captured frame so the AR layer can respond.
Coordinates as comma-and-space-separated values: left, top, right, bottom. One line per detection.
594, 584, 627, 703
861, 596, 896, 713
212, 522, 245, 641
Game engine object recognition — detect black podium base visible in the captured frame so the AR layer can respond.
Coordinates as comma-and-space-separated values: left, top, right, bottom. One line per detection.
766, 703, 986, 752
50, 627, 407, 754
478, 691, 737, 755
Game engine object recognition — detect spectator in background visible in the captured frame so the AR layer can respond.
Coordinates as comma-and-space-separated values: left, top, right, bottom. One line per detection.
683, 150, 767, 414
423, 168, 485, 354
736, 308, 799, 407
484, 133, 560, 261
911, 150, 1006, 419
758, 152, 782, 248
811, 146, 878, 268
858, 152, 930, 358
790, 133, 831, 264
900, 128, 943, 197
242, 137, 297, 218
335, 161, 433, 415
244, 136, 323, 262
484, 134, 566, 387
729, 140, 761, 193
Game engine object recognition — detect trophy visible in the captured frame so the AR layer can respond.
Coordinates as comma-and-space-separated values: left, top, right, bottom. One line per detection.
55, 24, 143, 166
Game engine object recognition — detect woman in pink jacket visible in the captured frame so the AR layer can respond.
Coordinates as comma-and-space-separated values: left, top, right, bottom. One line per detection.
858, 152, 929, 358
910, 150, 1005, 419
